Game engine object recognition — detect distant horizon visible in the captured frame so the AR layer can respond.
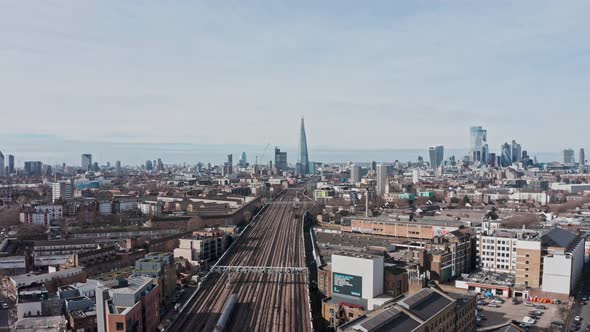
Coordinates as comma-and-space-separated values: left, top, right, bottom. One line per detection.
0, 134, 572, 166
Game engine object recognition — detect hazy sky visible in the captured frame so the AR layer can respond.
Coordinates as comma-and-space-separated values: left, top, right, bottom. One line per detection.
1, 1, 589, 153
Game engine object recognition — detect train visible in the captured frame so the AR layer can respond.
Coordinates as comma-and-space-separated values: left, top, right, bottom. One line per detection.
213, 293, 238, 332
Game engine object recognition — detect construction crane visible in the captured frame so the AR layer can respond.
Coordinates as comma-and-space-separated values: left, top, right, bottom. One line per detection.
253, 143, 271, 196
254, 143, 271, 170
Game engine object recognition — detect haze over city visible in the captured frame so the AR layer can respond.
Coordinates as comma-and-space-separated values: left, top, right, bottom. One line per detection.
2, 2, 590, 332
2, 1, 590, 161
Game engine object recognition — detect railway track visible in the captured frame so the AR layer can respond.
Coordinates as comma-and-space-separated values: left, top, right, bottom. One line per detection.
169, 188, 312, 332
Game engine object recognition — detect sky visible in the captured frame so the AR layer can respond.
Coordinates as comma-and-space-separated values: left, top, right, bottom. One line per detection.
0, 1, 589, 164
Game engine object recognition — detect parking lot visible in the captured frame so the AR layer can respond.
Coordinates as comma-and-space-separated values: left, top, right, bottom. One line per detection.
477, 298, 562, 331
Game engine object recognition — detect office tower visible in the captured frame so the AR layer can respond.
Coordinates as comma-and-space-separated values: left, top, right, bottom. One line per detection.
469, 126, 487, 162
274, 147, 288, 171
501, 143, 512, 167
580, 149, 585, 166
350, 165, 361, 184
115, 161, 121, 172
81, 154, 92, 171
8, 155, 14, 174
239, 152, 247, 167
0, 151, 4, 177
226, 154, 233, 175
488, 153, 497, 167
428, 145, 444, 170
412, 169, 420, 184
157, 158, 164, 172
376, 164, 389, 196
52, 181, 73, 203
482, 144, 489, 165
511, 140, 522, 163
562, 149, 575, 164
296, 117, 309, 175
371, 161, 377, 172
146, 160, 153, 171
24, 161, 43, 176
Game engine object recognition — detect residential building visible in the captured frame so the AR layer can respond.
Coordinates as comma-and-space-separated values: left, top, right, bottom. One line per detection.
96, 277, 160, 332
173, 233, 229, 267
132, 252, 176, 308
52, 181, 73, 203
350, 165, 361, 184
376, 164, 389, 196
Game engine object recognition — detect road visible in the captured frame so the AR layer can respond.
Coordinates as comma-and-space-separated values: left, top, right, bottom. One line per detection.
168, 188, 312, 332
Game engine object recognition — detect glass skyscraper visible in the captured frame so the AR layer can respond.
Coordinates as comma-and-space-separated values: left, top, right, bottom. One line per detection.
469, 126, 487, 162
297, 117, 309, 175
428, 145, 444, 170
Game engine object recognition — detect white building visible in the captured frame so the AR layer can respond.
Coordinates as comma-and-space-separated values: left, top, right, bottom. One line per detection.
331, 252, 385, 310
375, 164, 389, 196
20, 205, 63, 225
541, 228, 585, 295
52, 181, 73, 203
140, 201, 162, 216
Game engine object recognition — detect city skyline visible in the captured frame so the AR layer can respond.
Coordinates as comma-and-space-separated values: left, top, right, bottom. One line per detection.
1, 2, 590, 150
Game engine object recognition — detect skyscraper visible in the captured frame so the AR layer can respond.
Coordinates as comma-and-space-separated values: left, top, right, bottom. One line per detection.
562, 149, 575, 164
428, 145, 444, 170
81, 154, 92, 171
350, 165, 362, 184
580, 148, 585, 166
146, 160, 153, 170
24, 161, 43, 176
239, 152, 247, 167
0, 151, 4, 177
115, 160, 121, 172
226, 154, 233, 175
8, 155, 14, 174
52, 181, 73, 203
501, 143, 512, 167
274, 147, 288, 171
376, 164, 389, 196
296, 117, 309, 175
511, 140, 522, 163
469, 126, 487, 162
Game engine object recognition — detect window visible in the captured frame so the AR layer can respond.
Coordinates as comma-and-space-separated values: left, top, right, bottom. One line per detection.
525, 261, 529, 264
116, 323, 124, 331
349, 312, 354, 318
525, 254, 530, 257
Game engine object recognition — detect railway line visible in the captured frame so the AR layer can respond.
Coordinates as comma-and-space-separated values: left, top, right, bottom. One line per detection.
169, 188, 312, 332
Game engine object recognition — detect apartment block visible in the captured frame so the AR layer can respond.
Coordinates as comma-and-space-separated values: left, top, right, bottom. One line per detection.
96, 277, 160, 332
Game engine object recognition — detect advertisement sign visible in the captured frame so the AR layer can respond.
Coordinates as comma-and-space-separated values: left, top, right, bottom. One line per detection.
333, 273, 362, 297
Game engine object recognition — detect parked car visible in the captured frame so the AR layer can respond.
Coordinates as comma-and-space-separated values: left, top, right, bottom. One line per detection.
534, 304, 546, 310
0, 302, 7, 309
492, 298, 504, 304
575, 316, 583, 322
524, 302, 535, 307
511, 298, 519, 305
523, 316, 536, 324
488, 303, 500, 308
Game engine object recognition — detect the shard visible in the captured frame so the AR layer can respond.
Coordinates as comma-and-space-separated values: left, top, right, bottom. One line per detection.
296, 117, 309, 175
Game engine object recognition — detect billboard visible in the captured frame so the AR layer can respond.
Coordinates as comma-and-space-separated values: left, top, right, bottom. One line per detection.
333, 272, 362, 297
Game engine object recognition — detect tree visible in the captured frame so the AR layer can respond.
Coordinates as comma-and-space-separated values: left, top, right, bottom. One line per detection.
462, 196, 471, 205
